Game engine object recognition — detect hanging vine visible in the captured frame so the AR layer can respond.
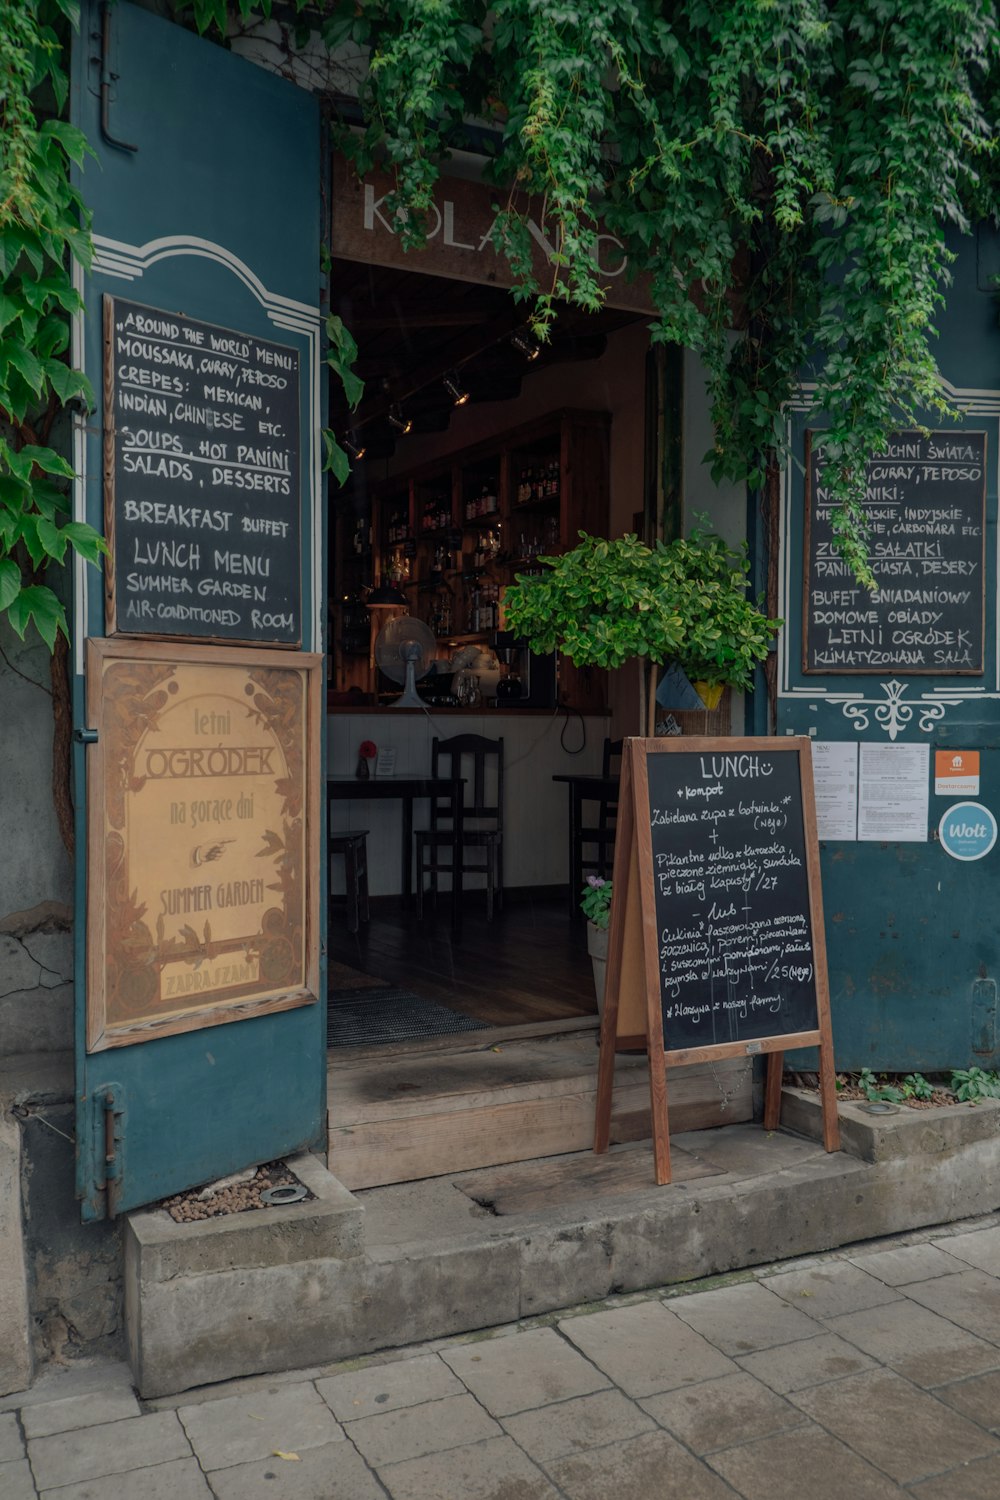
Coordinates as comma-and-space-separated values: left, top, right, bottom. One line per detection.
0, 0, 105, 649
3, 0, 1000, 656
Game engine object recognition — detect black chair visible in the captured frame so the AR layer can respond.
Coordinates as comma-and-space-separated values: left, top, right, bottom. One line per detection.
579, 737, 622, 884
415, 735, 504, 920
329, 829, 370, 934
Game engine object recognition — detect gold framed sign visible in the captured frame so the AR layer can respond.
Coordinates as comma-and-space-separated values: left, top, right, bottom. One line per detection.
85, 639, 322, 1051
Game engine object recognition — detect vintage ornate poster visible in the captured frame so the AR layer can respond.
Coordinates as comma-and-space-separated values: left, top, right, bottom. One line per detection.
86, 640, 321, 1049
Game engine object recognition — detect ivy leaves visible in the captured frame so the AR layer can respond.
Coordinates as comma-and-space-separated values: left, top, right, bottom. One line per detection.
315, 0, 1000, 582
1, 0, 106, 649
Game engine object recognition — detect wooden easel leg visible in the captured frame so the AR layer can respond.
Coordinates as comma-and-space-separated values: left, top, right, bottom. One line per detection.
649, 1058, 672, 1185
817, 1039, 841, 1153
594, 1015, 617, 1155
763, 1051, 784, 1131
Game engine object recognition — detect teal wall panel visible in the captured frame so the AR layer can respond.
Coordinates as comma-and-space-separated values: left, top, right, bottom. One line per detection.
778, 229, 1000, 1071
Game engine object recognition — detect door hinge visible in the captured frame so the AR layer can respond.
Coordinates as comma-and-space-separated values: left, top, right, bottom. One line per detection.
100, 1085, 125, 1218
89, 2, 138, 153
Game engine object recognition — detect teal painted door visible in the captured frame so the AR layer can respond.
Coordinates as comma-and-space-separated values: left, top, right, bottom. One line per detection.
70, 2, 327, 1218
776, 230, 1000, 1071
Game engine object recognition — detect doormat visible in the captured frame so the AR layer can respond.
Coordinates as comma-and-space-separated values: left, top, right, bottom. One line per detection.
327, 988, 490, 1048
328, 960, 387, 992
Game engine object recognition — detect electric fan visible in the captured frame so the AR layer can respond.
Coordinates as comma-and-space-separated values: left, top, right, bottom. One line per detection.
374, 615, 437, 708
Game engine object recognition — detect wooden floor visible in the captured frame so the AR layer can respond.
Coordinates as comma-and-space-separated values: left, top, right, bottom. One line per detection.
328, 895, 597, 1028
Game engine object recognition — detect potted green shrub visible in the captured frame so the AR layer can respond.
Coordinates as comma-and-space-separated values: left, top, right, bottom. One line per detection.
502, 528, 780, 731
581, 876, 612, 1017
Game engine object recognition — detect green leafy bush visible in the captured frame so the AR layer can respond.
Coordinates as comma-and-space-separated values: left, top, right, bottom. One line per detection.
502, 528, 780, 692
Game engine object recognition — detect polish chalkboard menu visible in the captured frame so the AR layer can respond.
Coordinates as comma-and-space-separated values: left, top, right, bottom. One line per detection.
804, 429, 986, 674
593, 738, 839, 1186
104, 296, 301, 646
646, 744, 820, 1051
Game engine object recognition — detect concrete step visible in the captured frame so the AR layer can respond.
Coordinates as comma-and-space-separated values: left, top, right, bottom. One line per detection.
326, 1031, 753, 1188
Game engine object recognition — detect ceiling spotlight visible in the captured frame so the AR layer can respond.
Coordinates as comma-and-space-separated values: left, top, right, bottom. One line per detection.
510, 328, 541, 362
443, 371, 470, 407
343, 433, 367, 461
388, 403, 413, 435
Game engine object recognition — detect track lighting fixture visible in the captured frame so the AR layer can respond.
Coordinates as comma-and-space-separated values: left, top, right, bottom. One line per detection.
343, 433, 367, 461
443, 370, 470, 407
388, 403, 413, 435
510, 327, 541, 362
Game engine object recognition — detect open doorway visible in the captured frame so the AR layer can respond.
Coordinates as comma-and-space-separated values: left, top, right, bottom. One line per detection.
325, 243, 655, 1038
320, 162, 752, 1190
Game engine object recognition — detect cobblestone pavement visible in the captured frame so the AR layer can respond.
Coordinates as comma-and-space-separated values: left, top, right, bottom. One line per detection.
6, 1214, 1000, 1499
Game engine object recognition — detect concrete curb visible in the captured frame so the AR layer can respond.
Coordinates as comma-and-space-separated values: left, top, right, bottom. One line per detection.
123, 1112, 1000, 1398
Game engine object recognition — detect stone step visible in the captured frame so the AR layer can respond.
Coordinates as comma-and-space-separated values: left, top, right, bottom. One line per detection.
327, 1031, 753, 1188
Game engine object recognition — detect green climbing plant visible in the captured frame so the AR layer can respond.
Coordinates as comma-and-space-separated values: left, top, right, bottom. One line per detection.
6, 0, 1000, 645
0, 0, 106, 648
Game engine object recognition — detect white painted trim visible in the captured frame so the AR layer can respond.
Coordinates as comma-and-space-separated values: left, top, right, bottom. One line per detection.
72, 257, 88, 678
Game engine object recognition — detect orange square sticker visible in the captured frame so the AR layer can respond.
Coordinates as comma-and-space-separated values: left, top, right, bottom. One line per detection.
935, 750, 980, 795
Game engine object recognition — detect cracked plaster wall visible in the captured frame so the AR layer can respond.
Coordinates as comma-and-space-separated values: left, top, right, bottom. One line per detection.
0, 621, 73, 1061
0, 622, 120, 1372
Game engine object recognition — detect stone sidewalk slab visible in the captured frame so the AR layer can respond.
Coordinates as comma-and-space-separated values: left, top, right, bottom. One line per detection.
849, 1242, 961, 1286
937, 1368, 1000, 1430
316, 1352, 463, 1421
21, 1388, 141, 1439
207, 1440, 385, 1500
932, 1225, 1000, 1277
707, 1425, 910, 1500
789, 1367, 999, 1484
825, 1297, 1000, 1387
764, 1261, 901, 1320
0, 1411, 24, 1463
544, 1428, 737, 1500
0, 1457, 36, 1500
501, 1388, 655, 1463
28, 1411, 190, 1491
344, 1393, 499, 1466
638, 1370, 803, 1454
40, 1456, 213, 1500
905, 1267, 1000, 1344
671, 1280, 821, 1354
177, 1382, 342, 1471
734, 1331, 875, 1392
909, 1451, 1000, 1499
440, 1327, 608, 1416
557, 1299, 736, 1395
378, 1434, 560, 1500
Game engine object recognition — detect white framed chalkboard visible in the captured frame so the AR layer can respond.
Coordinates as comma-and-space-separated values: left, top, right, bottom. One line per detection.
803, 430, 986, 675
594, 737, 840, 1185
103, 296, 302, 647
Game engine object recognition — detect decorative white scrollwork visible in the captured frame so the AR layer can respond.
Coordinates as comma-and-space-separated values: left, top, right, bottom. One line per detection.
835, 680, 965, 739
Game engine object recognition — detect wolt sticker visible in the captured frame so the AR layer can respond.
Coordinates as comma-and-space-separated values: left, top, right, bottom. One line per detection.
938, 801, 997, 862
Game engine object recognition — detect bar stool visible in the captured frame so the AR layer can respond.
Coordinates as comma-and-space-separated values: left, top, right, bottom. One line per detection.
329, 830, 370, 934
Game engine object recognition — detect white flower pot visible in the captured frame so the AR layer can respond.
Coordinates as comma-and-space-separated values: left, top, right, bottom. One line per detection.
587, 920, 608, 1019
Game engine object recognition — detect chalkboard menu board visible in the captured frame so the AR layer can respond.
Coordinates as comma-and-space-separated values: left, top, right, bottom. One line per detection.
593, 737, 839, 1186
804, 430, 986, 674
646, 745, 819, 1051
104, 296, 301, 646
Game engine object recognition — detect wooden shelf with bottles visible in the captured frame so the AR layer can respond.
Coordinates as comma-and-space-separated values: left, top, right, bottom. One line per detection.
360, 409, 610, 709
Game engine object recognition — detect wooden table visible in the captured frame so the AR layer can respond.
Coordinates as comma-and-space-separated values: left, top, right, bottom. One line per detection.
327, 774, 465, 936
552, 772, 620, 918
